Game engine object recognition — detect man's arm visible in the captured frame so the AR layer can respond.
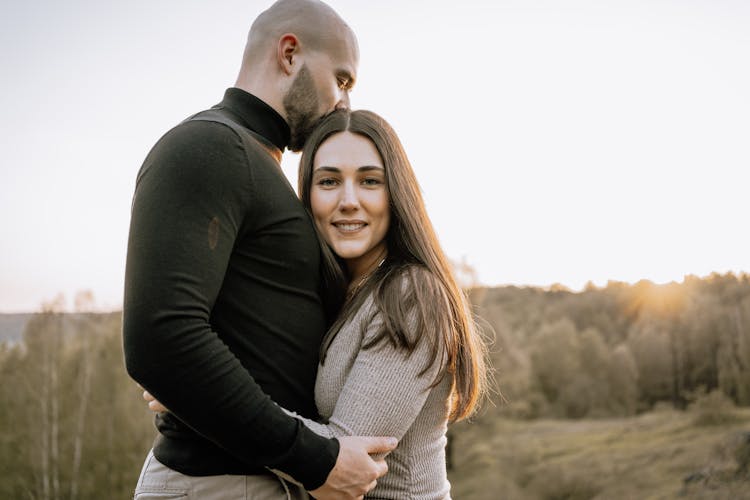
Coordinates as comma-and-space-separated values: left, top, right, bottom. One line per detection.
142, 391, 396, 499
123, 120, 340, 488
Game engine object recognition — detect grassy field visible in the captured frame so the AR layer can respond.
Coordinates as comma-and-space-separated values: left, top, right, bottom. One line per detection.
448, 406, 750, 500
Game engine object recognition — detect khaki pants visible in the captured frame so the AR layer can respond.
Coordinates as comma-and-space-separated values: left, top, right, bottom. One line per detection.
134, 449, 309, 500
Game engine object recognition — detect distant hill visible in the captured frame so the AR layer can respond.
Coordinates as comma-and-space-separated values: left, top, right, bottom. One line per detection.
0, 312, 122, 345
0, 314, 34, 344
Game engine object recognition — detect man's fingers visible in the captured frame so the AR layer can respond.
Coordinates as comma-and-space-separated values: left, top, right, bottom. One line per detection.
148, 399, 169, 412
361, 436, 398, 454
373, 458, 388, 478
142, 390, 168, 412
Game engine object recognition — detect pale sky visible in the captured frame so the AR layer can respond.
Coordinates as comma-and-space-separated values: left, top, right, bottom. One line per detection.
1, 0, 749, 312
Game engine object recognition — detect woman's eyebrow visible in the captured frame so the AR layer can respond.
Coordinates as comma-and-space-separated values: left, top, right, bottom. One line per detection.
313, 165, 384, 173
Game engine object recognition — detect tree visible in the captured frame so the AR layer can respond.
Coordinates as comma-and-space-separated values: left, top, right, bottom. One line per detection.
608, 343, 639, 415
529, 318, 581, 416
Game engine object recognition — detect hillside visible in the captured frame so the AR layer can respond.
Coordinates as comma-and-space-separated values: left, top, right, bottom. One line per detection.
0, 313, 33, 344
448, 407, 750, 499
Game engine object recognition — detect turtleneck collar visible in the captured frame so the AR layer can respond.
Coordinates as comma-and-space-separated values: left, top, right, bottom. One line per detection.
215, 88, 290, 153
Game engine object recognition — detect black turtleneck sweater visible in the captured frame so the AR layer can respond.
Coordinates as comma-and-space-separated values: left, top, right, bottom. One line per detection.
123, 88, 338, 489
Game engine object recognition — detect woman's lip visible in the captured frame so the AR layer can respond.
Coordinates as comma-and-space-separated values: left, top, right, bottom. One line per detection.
332, 221, 367, 232
333, 219, 366, 224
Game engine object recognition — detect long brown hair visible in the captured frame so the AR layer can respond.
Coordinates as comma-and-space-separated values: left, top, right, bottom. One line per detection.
299, 109, 487, 422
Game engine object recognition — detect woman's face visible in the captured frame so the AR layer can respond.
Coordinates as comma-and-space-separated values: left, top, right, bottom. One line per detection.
311, 131, 390, 279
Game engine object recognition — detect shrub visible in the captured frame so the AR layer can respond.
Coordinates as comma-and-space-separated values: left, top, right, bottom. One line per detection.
688, 388, 738, 426
526, 463, 603, 500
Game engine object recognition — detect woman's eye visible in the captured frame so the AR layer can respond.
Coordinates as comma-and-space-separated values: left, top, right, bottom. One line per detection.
362, 177, 383, 186
317, 178, 338, 187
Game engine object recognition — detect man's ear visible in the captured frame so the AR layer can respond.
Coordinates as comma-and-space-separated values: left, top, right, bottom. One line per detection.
277, 33, 300, 75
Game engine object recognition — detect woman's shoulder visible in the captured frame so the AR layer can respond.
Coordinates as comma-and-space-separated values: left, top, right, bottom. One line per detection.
368, 263, 452, 348
387, 263, 449, 306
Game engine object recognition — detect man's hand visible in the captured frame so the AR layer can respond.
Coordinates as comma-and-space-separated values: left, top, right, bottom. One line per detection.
308, 436, 397, 500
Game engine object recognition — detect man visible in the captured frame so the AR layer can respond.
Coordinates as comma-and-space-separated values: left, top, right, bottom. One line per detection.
123, 1, 396, 498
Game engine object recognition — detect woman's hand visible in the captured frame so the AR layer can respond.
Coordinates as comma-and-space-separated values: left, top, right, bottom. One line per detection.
142, 389, 169, 413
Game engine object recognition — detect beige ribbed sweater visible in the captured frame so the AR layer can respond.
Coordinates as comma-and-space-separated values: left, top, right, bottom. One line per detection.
285, 292, 453, 499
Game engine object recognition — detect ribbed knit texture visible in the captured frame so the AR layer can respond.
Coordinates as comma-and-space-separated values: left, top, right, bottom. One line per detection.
286, 291, 453, 499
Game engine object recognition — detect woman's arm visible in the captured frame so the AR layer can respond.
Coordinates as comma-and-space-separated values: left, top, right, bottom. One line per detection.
287, 310, 445, 442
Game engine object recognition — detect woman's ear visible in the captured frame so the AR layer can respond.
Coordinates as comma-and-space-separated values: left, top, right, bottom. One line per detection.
277, 33, 300, 75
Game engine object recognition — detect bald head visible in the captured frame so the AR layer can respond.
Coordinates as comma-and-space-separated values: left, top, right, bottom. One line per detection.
243, 0, 357, 67
234, 0, 359, 148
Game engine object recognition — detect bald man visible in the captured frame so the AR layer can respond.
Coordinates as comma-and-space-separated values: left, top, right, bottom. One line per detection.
123, 1, 396, 498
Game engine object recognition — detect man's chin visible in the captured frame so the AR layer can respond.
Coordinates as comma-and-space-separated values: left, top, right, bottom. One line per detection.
289, 123, 319, 151
287, 134, 307, 152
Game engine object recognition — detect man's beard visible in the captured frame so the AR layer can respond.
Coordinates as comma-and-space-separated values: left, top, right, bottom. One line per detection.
283, 64, 322, 152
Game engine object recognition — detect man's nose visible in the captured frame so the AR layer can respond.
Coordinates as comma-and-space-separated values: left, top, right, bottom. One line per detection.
335, 91, 350, 110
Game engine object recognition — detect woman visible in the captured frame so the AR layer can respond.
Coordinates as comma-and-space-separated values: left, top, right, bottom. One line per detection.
147, 109, 487, 499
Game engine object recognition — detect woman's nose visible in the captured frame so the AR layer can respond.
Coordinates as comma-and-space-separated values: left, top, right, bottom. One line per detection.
338, 182, 359, 211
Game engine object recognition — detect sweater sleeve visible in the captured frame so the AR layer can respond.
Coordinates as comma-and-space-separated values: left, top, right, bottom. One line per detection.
283, 305, 445, 443
122, 120, 338, 489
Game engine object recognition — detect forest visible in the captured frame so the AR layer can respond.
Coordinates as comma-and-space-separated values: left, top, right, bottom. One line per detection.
471, 272, 750, 420
1, 273, 749, 499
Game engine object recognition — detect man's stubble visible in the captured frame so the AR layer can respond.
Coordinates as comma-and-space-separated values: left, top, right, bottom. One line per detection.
284, 64, 322, 152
